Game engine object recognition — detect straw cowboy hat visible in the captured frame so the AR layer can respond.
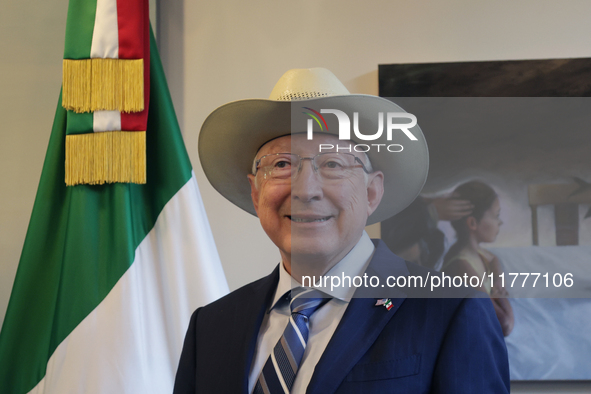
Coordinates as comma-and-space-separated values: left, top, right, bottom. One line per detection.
198, 68, 429, 225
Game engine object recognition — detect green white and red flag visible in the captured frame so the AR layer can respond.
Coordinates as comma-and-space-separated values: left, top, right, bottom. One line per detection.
63, 0, 150, 186
0, 7, 229, 394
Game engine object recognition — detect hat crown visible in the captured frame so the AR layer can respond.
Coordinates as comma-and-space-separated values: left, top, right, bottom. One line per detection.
269, 68, 351, 101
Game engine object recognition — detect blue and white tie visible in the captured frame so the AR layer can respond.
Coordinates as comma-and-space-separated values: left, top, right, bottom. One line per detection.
254, 288, 330, 394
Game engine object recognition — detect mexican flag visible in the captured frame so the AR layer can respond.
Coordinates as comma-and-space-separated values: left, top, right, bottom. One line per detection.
0, 13, 228, 394
63, 0, 152, 186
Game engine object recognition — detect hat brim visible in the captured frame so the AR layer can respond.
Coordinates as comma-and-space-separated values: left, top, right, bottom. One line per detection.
198, 95, 429, 225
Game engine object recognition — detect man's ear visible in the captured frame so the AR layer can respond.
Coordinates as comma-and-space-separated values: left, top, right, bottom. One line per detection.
466, 216, 478, 231
247, 174, 260, 215
366, 171, 384, 216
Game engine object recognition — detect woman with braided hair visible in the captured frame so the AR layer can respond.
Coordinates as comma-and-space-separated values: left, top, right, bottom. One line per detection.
442, 181, 514, 336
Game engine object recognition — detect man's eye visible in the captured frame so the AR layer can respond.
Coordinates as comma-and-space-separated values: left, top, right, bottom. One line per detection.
274, 160, 291, 169
323, 160, 343, 169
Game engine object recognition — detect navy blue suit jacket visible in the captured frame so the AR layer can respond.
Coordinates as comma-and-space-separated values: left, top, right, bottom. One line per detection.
173, 240, 510, 393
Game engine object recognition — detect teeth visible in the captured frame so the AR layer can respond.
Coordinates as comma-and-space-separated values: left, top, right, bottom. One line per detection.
290, 217, 329, 223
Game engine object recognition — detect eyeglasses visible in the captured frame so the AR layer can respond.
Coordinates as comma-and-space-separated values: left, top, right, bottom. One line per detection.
253, 152, 371, 181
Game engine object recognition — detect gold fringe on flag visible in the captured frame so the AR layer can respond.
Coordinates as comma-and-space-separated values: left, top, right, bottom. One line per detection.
62, 59, 144, 114
65, 131, 146, 186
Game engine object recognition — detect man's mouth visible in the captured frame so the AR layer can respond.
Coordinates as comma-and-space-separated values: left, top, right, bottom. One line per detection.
288, 216, 331, 223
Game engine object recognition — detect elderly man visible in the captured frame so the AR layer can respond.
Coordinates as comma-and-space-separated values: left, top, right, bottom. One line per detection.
173, 68, 509, 393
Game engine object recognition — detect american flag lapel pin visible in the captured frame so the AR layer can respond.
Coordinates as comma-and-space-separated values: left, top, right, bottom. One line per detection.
375, 298, 393, 310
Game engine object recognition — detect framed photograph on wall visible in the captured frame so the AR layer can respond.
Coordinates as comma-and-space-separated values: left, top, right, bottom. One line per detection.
379, 59, 591, 381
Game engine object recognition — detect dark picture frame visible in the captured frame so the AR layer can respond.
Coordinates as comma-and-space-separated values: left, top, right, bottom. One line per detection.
379, 59, 591, 381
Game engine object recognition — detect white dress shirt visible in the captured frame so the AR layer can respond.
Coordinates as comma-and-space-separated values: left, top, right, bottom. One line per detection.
248, 231, 375, 394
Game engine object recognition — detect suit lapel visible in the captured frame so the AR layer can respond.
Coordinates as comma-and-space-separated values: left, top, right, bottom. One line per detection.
234, 266, 279, 393
306, 241, 409, 394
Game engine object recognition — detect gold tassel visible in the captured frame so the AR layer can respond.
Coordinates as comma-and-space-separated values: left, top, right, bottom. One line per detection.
65, 131, 146, 186
62, 59, 144, 114
62, 59, 91, 112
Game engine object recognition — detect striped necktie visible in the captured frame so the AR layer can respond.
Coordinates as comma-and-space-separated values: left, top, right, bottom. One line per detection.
254, 288, 330, 394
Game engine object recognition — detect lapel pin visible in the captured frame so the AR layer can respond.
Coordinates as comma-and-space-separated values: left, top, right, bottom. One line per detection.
375, 298, 393, 310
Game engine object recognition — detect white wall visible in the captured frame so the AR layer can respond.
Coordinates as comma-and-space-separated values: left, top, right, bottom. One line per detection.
2, 0, 591, 392
0, 0, 69, 328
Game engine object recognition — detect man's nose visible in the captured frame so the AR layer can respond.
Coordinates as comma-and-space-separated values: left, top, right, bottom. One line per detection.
291, 159, 323, 202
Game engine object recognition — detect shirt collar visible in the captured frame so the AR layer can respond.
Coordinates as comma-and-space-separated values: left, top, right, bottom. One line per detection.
268, 231, 375, 311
